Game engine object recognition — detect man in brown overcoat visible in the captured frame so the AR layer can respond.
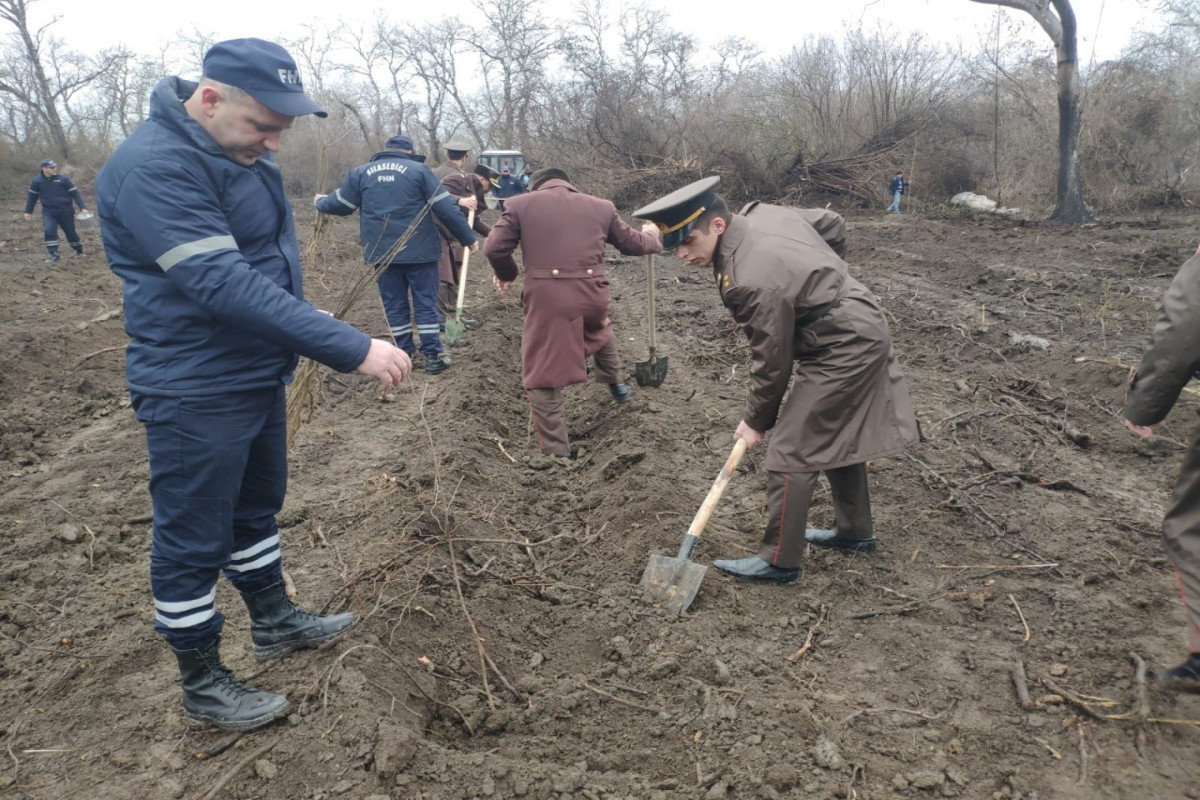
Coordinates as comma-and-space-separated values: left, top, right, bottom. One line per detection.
484, 168, 662, 458
434, 167, 493, 323
1124, 247, 1200, 691
635, 177, 918, 583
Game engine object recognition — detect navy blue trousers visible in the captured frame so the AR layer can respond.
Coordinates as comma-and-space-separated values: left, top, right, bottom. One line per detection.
378, 261, 442, 358
42, 209, 81, 256
132, 387, 287, 650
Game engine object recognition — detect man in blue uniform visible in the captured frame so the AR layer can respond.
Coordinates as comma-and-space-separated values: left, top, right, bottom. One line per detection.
492, 166, 525, 211
315, 133, 475, 374
96, 38, 414, 731
25, 159, 88, 261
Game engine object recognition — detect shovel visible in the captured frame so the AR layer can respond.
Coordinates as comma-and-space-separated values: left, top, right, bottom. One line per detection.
640, 437, 748, 613
634, 254, 668, 387
444, 209, 475, 344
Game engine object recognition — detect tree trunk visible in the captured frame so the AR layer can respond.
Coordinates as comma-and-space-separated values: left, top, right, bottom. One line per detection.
0, 0, 71, 160
1048, 0, 1090, 222
968, 0, 1092, 223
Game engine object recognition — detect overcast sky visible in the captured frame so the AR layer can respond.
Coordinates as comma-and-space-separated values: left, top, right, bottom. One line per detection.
31, 0, 1158, 66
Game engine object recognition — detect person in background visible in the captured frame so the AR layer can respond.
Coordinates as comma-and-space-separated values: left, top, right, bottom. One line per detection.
887, 171, 906, 213
635, 176, 917, 584
434, 165, 493, 327
96, 38, 413, 732
316, 134, 475, 374
25, 159, 88, 261
485, 168, 661, 458
1124, 246, 1200, 692
492, 166, 526, 211
431, 140, 472, 180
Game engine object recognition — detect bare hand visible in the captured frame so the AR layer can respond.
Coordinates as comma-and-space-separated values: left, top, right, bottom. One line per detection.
1124, 418, 1153, 439
459, 195, 478, 211
355, 338, 412, 388
24, 213, 31, 221
640, 221, 660, 237
735, 420, 763, 449
493, 274, 512, 293
314, 193, 327, 205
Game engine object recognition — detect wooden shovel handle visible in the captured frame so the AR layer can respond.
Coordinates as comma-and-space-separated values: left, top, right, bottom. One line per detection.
646, 254, 657, 355
455, 209, 475, 315
684, 438, 748, 541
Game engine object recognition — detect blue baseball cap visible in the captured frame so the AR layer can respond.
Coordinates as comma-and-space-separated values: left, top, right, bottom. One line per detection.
40, 159, 56, 168
386, 135, 414, 151
202, 38, 326, 118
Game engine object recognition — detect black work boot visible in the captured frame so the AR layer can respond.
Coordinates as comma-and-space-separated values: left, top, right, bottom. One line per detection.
1160, 654, 1200, 693
172, 638, 290, 731
241, 582, 356, 661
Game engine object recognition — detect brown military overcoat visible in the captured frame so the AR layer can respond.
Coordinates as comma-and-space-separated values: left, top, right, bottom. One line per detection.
434, 173, 491, 284
1125, 251, 1200, 425
484, 178, 661, 389
717, 202, 918, 473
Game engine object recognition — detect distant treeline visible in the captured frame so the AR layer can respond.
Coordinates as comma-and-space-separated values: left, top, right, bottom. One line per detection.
1, 0, 1198, 213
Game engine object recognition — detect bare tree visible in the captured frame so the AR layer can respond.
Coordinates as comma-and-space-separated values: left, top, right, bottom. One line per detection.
392, 19, 464, 154
0, 0, 118, 159
968, 0, 1090, 222
461, 0, 559, 149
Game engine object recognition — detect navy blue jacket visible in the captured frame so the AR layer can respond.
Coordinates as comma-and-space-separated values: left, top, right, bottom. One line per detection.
26, 173, 87, 214
96, 77, 371, 397
493, 174, 525, 199
888, 176, 906, 195
316, 150, 475, 265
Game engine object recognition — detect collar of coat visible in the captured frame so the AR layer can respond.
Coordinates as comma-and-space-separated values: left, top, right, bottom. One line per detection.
532, 178, 577, 194
150, 77, 279, 168
371, 149, 426, 164
713, 213, 750, 286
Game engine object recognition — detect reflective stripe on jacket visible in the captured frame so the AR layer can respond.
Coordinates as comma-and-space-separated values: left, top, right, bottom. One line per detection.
96, 77, 370, 396
26, 173, 86, 213
316, 150, 475, 264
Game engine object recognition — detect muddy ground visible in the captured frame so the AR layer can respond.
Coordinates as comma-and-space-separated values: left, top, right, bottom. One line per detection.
3, 198, 1200, 800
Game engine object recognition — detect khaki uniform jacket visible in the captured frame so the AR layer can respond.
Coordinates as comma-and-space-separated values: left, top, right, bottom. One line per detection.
484, 178, 662, 389
431, 162, 466, 181
1125, 252, 1200, 425
434, 173, 491, 283
717, 202, 917, 472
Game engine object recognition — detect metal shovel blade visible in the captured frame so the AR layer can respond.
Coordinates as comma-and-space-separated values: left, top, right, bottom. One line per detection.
640, 553, 707, 614
444, 316, 465, 344
634, 354, 668, 388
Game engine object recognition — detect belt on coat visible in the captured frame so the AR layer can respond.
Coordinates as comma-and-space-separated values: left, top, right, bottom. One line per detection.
527, 264, 606, 279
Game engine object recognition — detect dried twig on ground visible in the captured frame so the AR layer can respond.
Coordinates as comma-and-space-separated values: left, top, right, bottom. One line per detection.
1130, 651, 1150, 757
1009, 594, 1031, 643
1013, 658, 1033, 710
579, 680, 665, 715
200, 735, 279, 800
786, 604, 826, 663
194, 732, 243, 760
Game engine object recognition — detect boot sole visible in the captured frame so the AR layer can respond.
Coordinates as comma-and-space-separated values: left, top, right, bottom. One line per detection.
184, 698, 291, 731
1159, 676, 1200, 694
252, 621, 355, 662
713, 569, 801, 585
806, 539, 877, 553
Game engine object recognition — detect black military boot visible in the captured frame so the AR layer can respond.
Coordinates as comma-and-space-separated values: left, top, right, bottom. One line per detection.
1159, 654, 1200, 693
241, 582, 356, 661
172, 638, 290, 731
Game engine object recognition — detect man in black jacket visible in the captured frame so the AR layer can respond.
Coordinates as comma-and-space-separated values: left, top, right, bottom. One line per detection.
25, 159, 88, 261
